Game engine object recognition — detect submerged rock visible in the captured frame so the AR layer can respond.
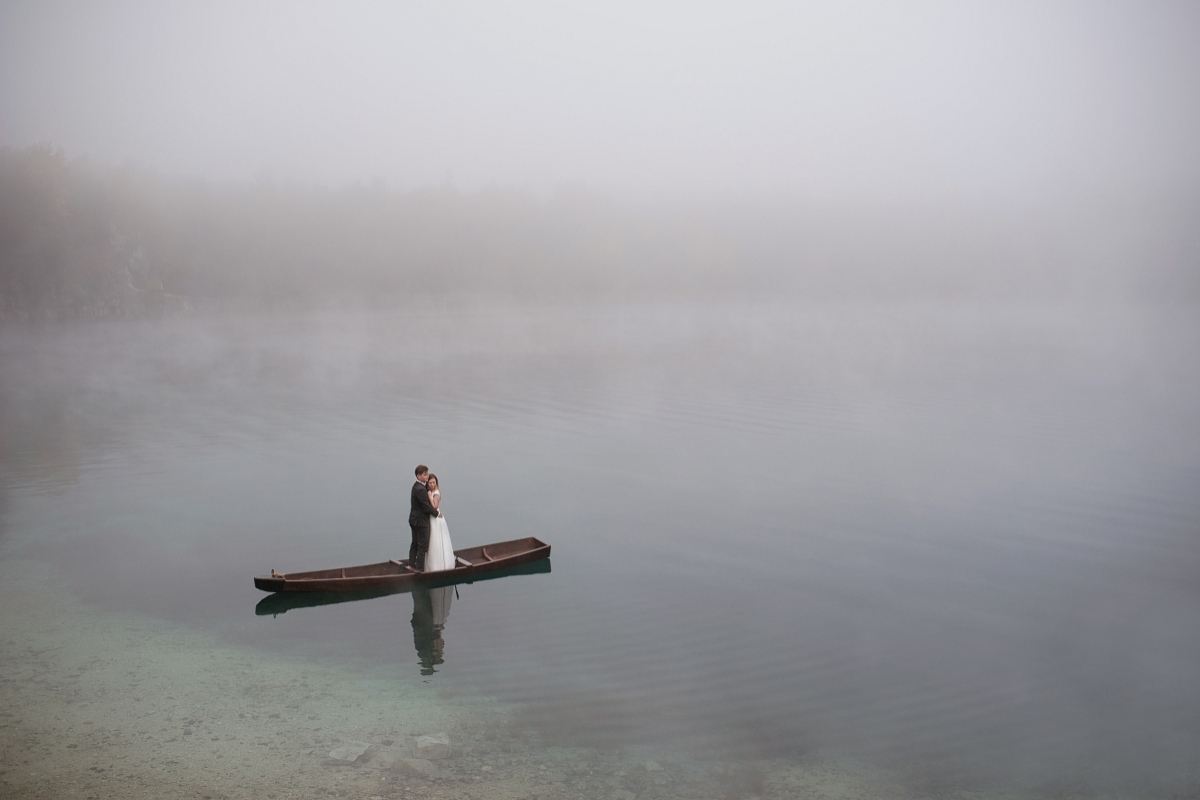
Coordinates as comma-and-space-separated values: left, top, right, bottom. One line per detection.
328, 740, 370, 761
415, 732, 451, 759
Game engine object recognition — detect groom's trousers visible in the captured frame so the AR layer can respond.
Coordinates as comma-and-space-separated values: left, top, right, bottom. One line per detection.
409, 522, 430, 570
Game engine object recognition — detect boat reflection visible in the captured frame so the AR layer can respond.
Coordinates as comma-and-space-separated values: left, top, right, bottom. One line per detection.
256, 559, 551, 674
253, 557, 551, 616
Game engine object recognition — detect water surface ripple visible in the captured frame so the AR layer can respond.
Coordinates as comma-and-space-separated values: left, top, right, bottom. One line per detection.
1, 301, 1198, 796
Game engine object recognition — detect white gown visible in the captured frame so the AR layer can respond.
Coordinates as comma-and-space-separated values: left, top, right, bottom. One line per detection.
424, 491, 456, 571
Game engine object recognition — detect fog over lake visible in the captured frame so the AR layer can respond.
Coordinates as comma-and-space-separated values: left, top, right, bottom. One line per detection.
1, 3, 1198, 800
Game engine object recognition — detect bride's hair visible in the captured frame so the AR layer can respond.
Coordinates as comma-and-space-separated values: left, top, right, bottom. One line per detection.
426, 473, 439, 490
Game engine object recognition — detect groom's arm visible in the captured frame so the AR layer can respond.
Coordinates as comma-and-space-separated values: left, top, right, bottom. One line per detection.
413, 486, 438, 516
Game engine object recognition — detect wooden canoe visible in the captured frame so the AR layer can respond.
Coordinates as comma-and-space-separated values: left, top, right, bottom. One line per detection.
255, 558, 551, 616
253, 536, 550, 593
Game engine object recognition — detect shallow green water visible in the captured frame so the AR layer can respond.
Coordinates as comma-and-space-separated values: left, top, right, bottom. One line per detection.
3, 301, 1198, 797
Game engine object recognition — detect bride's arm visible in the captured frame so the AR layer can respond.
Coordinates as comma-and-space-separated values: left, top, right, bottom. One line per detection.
429, 491, 440, 511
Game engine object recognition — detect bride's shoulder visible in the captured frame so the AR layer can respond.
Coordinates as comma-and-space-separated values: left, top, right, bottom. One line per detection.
431, 489, 441, 496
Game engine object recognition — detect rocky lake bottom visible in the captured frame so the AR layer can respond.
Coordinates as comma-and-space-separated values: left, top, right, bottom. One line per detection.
1, 556, 945, 800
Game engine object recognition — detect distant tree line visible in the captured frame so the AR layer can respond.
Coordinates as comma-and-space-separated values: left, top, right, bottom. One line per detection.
0, 144, 742, 320
1, 143, 1195, 320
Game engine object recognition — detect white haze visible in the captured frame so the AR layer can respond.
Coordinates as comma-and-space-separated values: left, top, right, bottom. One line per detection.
2, 6, 1200, 793
2, 0, 1198, 202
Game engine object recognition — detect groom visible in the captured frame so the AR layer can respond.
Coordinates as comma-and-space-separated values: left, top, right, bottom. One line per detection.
409, 464, 442, 571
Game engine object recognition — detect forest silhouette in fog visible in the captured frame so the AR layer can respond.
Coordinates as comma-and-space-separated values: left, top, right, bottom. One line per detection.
2, 143, 1196, 320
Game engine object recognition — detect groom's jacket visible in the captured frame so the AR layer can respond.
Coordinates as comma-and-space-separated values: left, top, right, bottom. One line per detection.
410, 481, 438, 529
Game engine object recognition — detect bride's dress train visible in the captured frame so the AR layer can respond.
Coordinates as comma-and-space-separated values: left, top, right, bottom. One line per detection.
425, 514, 456, 572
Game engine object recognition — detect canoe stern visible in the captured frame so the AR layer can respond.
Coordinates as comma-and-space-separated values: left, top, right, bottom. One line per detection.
254, 576, 287, 592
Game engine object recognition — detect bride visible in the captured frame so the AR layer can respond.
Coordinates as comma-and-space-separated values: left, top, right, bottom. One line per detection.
423, 474, 456, 571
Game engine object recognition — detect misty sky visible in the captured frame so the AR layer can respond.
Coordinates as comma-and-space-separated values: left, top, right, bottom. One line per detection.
2, 1, 1198, 201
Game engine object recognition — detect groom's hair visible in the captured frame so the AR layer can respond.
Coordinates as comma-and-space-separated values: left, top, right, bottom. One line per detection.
415, 464, 429, 477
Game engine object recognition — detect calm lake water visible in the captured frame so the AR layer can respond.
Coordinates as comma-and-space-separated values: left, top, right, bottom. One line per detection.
2, 300, 1198, 797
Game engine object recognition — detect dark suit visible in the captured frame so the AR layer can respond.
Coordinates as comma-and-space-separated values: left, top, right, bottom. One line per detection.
409, 480, 438, 569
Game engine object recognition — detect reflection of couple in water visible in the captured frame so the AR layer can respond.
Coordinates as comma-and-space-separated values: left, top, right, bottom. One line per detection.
411, 584, 453, 675
409, 464, 455, 572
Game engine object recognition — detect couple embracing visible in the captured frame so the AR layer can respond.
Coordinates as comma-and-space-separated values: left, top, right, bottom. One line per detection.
409, 464, 455, 572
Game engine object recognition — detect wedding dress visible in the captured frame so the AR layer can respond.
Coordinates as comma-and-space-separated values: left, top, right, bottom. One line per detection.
424, 490, 456, 571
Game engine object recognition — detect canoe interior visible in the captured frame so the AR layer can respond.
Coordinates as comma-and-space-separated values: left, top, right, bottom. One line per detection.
253, 537, 550, 594
275, 536, 546, 581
